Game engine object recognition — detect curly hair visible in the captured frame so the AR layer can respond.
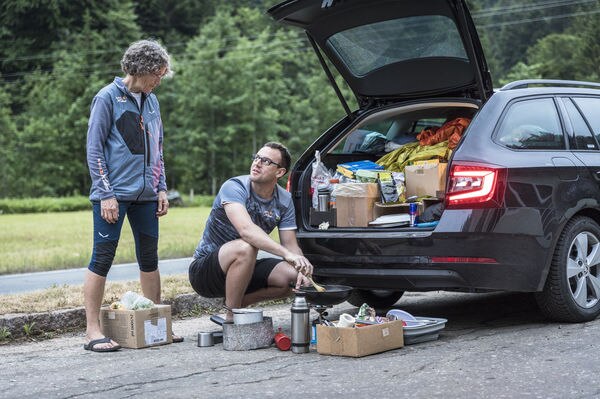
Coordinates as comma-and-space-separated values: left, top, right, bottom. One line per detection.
120, 40, 171, 77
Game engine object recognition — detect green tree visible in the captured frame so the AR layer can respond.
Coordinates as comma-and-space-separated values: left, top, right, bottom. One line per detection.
165, 5, 353, 194
571, 12, 600, 82
526, 33, 586, 80
0, 86, 17, 196
11, 2, 141, 197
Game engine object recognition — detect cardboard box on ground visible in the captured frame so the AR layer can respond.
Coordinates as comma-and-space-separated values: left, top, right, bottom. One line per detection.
100, 304, 173, 349
405, 162, 448, 198
334, 183, 379, 227
316, 320, 404, 357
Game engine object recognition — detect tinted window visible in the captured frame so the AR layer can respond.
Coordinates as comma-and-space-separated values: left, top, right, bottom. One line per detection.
496, 99, 564, 150
573, 97, 600, 145
338, 121, 392, 154
327, 15, 467, 77
564, 99, 597, 150
337, 117, 456, 154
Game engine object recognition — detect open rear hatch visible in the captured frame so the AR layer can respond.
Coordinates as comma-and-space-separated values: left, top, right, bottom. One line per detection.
268, 0, 493, 109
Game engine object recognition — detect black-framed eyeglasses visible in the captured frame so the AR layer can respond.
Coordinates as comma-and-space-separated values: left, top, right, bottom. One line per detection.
251, 154, 282, 168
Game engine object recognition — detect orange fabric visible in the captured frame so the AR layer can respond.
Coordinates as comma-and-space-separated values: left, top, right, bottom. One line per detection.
416, 117, 471, 149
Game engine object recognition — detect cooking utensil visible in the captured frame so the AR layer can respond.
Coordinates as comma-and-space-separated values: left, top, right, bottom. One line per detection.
232, 308, 263, 325
307, 276, 326, 292
210, 314, 225, 326
197, 332, 214, 347
296, 284, 353, 306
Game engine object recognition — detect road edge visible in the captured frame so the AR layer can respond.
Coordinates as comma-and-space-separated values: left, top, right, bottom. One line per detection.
0, 293, 222, 341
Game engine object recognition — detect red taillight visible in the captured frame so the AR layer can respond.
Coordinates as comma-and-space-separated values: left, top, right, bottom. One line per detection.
431, 256, 498, 264
445, 163, 506, 209
286, 173, 292, 192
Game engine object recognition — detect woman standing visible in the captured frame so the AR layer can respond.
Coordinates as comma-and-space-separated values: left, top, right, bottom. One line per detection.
84, 40, 181, 352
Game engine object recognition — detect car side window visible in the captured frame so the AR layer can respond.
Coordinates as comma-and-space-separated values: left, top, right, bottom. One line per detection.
564, 98, 598, 150
495, 98, 565, 150
573, 97, 600, 146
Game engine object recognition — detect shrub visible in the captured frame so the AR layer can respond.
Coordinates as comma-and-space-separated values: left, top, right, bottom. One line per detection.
0, 193, 214, 214
0, 196, 91, 214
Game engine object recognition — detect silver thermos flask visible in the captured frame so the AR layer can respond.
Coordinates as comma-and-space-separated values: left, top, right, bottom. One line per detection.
317, 184, 331, 212
291, 293, 310, 353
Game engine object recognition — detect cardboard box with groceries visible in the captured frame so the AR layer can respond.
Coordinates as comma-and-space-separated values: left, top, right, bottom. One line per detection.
334, 183, 379, 227
405, 162, 448, 198
100, 304, 172, 349
316, 320, 404, 357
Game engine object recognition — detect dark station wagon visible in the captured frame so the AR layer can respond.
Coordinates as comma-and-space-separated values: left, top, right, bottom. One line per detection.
268, 0, 600, 322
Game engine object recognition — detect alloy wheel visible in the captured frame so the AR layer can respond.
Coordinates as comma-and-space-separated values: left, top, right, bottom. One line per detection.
567, 231, 600, 308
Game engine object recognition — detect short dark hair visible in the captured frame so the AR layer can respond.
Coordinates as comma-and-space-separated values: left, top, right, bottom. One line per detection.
263, 142, 291, 172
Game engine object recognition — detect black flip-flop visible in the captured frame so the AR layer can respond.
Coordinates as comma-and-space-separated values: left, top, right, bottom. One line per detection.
83, 337, 121, 352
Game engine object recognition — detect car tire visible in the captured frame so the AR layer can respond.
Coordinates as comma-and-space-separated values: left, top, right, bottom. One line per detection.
347, 289, 404, 309
535, 216, 600, 322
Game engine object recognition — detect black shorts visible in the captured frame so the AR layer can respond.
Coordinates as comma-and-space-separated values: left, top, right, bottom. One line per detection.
188, 246, 282, 298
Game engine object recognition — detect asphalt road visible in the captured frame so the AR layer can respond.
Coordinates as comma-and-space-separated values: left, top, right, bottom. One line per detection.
0, 258, 193, 295
3, 290, 600, 399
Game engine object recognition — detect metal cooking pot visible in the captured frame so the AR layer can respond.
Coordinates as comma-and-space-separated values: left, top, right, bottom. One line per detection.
232, 308, 263, 325
296, 284, 353, 306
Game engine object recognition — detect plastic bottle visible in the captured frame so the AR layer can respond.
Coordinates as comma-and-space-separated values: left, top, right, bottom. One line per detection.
310, 318, 319, 345
329, 178, 339, 208
291, 293, 310, 353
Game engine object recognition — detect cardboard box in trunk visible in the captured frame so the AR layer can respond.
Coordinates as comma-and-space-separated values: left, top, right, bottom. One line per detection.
100, 304, 172, 349
405, 163, 448, 198
316, 320, 404, 357
334, 183, 379, 227
372, 202, 410, 219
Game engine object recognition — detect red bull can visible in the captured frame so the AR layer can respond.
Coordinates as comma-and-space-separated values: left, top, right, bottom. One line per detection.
409, 202, 418, 226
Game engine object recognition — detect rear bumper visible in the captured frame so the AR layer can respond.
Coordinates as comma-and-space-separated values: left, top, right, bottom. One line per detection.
299, 231, 552, 292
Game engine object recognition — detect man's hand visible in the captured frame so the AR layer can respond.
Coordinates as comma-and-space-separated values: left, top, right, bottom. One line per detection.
156, 191, 169, 217
295, 272, 311, 290
284, 253, 314, 277
101, 198, 119, 224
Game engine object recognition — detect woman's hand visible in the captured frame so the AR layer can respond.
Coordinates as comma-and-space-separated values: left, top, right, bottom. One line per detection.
156, 191, 169, 217
100, 198, 119, 224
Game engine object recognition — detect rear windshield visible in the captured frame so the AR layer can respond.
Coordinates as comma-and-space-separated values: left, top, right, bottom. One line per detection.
326, 15, 468, 77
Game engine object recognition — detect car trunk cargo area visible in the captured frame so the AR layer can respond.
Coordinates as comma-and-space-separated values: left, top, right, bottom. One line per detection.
298, 101, 480, 232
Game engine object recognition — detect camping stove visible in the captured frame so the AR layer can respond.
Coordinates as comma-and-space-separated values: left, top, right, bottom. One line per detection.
311, 304, 334, 326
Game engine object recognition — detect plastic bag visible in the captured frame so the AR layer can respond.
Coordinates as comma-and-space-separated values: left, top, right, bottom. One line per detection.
120, 291, 155, 310
310, 150, 332, 209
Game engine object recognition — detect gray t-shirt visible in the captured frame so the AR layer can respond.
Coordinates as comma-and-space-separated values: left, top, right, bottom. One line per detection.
193, 175, 297, 260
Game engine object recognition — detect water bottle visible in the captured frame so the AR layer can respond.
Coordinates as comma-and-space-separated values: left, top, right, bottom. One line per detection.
291, 293, 310, 353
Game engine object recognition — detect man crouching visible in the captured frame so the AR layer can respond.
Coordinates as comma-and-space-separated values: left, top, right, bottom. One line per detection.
189, 142, 312, 322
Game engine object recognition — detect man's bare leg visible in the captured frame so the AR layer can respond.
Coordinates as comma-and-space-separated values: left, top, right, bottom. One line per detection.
218, 240, 258, 321
241, 261, 297, 307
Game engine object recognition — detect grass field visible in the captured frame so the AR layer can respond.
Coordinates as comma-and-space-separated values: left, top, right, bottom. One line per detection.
0, 207, 211, 275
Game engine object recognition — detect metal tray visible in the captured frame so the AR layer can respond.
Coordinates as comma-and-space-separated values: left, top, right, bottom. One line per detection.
403, 317, 447, 345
